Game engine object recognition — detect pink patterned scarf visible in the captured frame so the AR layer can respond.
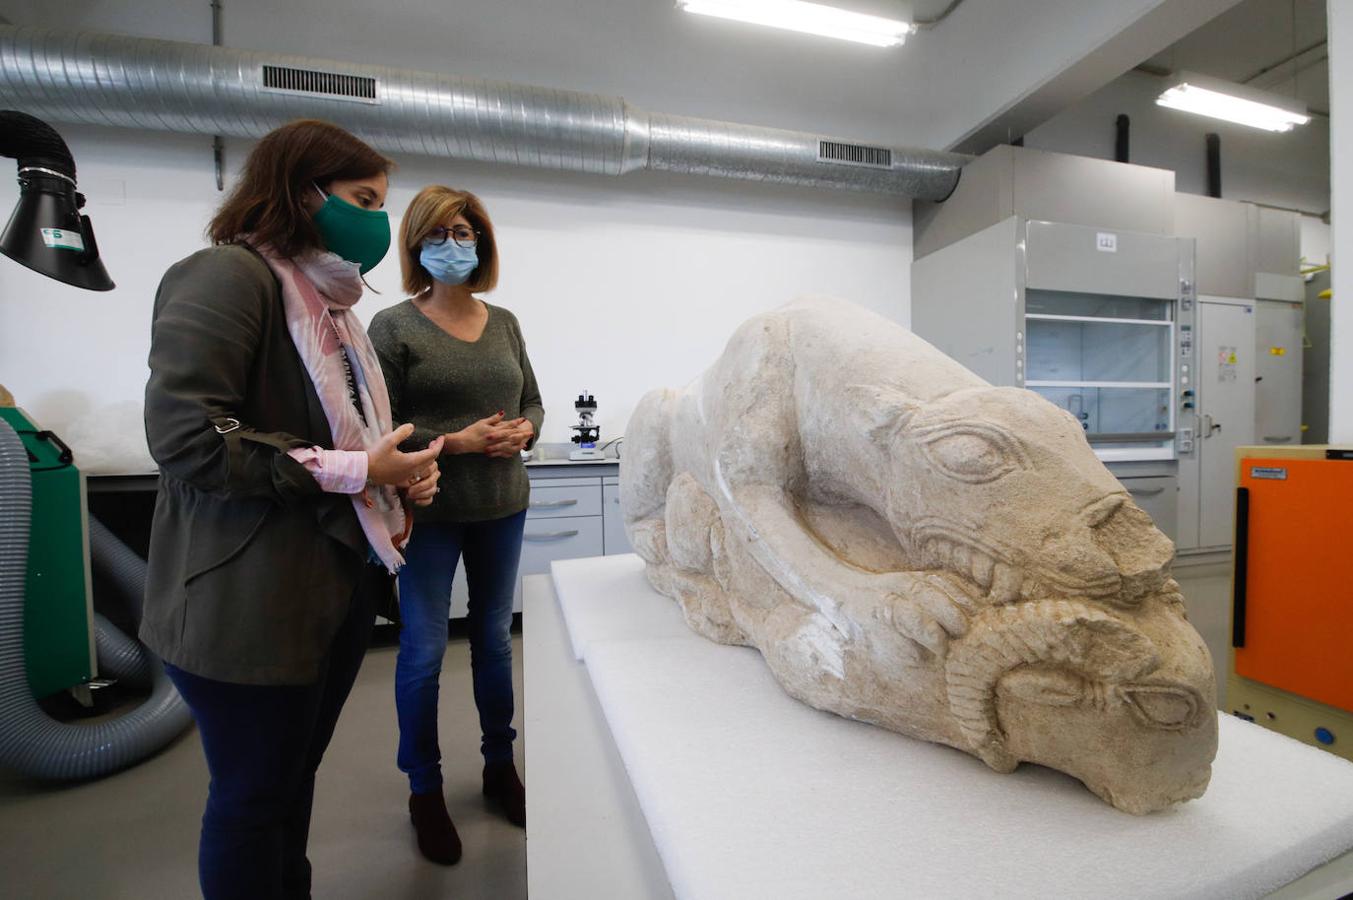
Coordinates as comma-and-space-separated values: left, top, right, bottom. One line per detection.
251, 242, 408, 572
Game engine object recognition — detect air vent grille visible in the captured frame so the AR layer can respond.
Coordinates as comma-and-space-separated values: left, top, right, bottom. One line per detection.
818, 140, 892, 169
262, 65, 377, 102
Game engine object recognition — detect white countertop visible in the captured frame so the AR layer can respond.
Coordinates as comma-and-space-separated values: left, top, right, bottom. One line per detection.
524, 456, 620, 467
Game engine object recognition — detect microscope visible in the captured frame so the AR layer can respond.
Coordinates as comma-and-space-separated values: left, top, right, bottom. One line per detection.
569, 391, 604, 461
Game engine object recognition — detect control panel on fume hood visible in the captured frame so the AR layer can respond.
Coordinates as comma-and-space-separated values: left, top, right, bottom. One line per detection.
1176, 276, 1198, 458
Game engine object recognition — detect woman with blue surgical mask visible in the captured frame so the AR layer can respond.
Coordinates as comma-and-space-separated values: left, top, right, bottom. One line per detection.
369, 186, 542, 865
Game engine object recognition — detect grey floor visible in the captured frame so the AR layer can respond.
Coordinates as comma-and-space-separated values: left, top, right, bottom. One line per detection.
0, 635, 527, 900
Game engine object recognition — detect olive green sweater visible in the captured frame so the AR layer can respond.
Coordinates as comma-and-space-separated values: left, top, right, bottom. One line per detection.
368, 300, 544, 524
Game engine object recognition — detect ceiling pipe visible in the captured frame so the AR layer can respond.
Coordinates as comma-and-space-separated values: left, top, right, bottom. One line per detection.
210, 1, 225, 191
1205, 133, 1221, 198
0, 26, 966, 201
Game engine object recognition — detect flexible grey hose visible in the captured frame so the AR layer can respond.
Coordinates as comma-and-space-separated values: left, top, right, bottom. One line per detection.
88, 517, 145, 620
92, 612, 152, 688
0, 420, 191, 780
88, 517, 151, 685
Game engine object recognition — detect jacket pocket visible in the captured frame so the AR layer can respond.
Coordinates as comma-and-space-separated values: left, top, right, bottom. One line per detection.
184, 500, 271, 584
179, 506, 350, 683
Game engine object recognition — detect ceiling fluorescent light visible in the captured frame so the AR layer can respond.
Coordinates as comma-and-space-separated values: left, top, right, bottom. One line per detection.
678, 0, 913, 47
1156, 71, 1310, 133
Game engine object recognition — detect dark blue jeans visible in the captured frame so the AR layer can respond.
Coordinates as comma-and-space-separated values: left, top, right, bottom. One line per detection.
395, 510, 526, 794
165, 563, 386, 900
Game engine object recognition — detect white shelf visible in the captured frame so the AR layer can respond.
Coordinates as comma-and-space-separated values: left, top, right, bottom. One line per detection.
1094, 446, 1177, 462
1025, 313, 1172, 327
1025, 380, 1172, 390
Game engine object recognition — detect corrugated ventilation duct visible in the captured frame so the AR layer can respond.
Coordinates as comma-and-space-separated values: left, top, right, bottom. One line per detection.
0, 26, 965, 200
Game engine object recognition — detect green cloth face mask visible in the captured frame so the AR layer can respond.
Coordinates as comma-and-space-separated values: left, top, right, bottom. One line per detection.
312, 184, 391, 274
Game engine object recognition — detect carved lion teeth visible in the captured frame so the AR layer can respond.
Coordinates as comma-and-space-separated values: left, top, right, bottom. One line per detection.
988, 563, 1022, 604
921, 536, 1016, 603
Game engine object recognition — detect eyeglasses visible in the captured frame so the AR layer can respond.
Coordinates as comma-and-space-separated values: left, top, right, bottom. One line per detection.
426, 225, 480, 248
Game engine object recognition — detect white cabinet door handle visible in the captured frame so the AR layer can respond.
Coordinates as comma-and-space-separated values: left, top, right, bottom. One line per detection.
524, 530, 580, 542
530, 498, 578, 509
1262, 436, 1293, 443
1129, 487, 1165, 497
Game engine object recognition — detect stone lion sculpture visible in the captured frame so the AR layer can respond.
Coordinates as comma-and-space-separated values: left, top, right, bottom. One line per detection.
621, 297, 1217, 815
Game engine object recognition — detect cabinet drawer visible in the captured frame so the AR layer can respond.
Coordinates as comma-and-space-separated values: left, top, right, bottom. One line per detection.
1118, 475, 1178, 543
520, 515, 604, 575
527, 480, 602, 519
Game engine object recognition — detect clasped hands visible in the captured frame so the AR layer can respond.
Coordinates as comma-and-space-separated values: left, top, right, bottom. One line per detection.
365, 413, 534, 510
446, 411, 534, 459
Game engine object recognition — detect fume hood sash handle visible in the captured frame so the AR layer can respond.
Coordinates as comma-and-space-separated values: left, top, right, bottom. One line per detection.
1232, 487, 1250, 649
1086, 431, 1178, 443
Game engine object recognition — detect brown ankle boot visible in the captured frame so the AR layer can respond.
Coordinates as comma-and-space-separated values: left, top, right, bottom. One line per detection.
408, 791, 462, 865
483, 761, 526, 827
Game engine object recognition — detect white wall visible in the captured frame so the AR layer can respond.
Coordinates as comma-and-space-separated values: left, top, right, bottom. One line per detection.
1025, 70, 1331, 215
0, 126, 910, 459
1329, 0, 1351, 442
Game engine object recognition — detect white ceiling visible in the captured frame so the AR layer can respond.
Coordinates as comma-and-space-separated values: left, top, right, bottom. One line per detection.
0, 0, 1239, 152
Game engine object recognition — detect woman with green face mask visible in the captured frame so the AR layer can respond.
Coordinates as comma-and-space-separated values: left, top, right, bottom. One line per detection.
141, 119, 443, 900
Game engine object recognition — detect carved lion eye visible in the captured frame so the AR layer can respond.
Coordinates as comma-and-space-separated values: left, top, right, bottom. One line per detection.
919, 427, 1024, 484
1121, 686, 1198, 729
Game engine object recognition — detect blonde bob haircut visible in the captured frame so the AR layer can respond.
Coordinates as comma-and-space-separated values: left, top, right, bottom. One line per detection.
399, 185, 499, 296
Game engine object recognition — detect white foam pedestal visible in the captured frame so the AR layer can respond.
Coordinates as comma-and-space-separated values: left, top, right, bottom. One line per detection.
525, 555, 1353, 900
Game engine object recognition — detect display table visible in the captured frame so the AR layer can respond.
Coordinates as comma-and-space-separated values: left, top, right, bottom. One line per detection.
525, 556, 1353, 900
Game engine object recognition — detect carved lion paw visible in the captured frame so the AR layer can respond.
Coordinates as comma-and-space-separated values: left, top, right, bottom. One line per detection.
872, 571, 974, 661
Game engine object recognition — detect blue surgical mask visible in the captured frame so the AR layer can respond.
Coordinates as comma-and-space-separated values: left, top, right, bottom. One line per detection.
420, 239, 479, 285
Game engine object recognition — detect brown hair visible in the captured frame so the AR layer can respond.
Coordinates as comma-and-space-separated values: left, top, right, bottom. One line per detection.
208, 119, 392, 257
399, 186, 500, 296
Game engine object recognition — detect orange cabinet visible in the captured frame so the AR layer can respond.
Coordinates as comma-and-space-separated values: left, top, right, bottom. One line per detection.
1234, 453, 1353, 715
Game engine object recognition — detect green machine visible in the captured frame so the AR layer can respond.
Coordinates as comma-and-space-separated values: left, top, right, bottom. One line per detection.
0, 112, 191, 783
0, 405, 95, 698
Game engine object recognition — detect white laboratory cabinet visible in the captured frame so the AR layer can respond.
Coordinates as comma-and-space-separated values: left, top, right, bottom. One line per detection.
1181, 298, 1255, 550
1174, 194, 1303, 551
1254, 300, 1304, 446
912, 146, 1192, 543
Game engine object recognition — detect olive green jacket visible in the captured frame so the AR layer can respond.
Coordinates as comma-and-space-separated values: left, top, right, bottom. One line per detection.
139, 244, 374, 685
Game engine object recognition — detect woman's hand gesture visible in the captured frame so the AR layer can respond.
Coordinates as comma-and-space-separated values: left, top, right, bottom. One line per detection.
367, 424, 445, 487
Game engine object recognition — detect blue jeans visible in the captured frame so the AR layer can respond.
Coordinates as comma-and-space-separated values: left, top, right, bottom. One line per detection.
165, 563, 386, 900
395, 510, 526, 794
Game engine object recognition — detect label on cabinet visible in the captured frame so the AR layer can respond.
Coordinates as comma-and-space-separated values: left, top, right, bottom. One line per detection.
1250, 466, 1288, 481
